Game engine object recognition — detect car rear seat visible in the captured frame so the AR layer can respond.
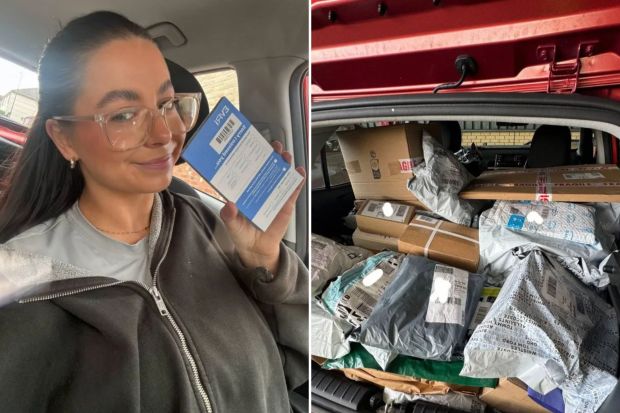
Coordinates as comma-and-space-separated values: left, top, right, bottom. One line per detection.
439, 121, 462, 153
165, 58, 210, 199
578, 128, 595, 164
526, 125, 572, 168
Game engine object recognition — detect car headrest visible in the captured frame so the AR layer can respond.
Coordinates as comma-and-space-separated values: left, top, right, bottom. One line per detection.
439, 121, 462, 153
166, 59, 209, 165
527, 125, 572, 168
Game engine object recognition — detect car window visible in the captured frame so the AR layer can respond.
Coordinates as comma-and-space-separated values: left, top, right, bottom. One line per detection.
0, 56, 38, 127
312, 135, 350, 190
171, 68, 239, 201
461, 121, 580, 148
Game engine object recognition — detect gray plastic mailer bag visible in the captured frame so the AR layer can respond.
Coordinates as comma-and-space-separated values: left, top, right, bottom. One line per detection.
461, 250, 619, 413
359, 255, 486, 361
321, 251, 405, 328
311, 234, 372, 296
408, 133, 485, 226
478, 201, 615, 287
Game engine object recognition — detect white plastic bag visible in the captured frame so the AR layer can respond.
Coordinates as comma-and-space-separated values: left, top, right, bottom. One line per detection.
461, 250, 619, 413
383, 387, 486, 413
310, 299, 352, 359
478, 201, 615, 287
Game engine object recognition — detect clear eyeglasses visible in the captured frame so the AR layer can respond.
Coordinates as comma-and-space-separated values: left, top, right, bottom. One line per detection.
52, 92, 201, 151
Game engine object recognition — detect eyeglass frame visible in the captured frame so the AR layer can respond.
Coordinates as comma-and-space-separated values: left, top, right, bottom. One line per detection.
50, 92, 202, 151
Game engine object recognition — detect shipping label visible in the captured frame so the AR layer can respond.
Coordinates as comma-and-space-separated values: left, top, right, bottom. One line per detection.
426, 264, 469, 325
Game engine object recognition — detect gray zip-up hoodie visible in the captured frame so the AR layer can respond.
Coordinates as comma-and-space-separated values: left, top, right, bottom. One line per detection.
0, 190, 308, 412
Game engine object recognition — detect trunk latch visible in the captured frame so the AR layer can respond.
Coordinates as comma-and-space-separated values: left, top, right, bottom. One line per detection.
537, 41, 597, 94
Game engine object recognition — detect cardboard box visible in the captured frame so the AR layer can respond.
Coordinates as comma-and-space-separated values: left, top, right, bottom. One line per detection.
398, 214, 480, 273
356, 200, 415, 238
480, 378, 549, 413
338, 124, 439, 202
460, 164, 620, 202
352, 228, 399, 253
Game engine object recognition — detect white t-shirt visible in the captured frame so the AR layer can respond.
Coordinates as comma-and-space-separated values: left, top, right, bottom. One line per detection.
4, 195, 162, 286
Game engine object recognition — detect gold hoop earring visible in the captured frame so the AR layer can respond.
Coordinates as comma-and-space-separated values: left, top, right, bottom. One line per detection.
69, 159, 77, 169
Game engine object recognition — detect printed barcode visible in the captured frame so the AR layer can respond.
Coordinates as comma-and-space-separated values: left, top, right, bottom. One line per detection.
437, 265, 454, 274
355, 302, 374, 318
349, 288, 377, 310
575, 295, 585, 315
367, 203, 378, 213
447, 297, 462, 306
415, 215, 437, 224
215, 117, 238, 145
547, 276, 557, 298
473, 307, 489, 325
396, 205, 406, 217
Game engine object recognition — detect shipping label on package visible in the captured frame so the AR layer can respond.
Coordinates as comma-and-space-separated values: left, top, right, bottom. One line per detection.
426, 264, 469, 325
361, 200, 411, 223
562, 172, 605, 180
182, 97, 303, 231
336, 255, 402, 327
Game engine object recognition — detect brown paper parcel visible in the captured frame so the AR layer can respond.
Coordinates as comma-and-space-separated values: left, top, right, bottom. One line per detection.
460, 164, 620, 202
341, 368, 480, 396
337, 124, 440, 202
398, 214, 480, 272
355, 200, 415, 238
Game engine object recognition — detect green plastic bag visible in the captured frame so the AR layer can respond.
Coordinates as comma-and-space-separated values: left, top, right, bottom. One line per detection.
323, 343, 498, 389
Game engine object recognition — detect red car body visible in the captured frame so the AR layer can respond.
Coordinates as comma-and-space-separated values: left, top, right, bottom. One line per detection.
312, 0, 620, 101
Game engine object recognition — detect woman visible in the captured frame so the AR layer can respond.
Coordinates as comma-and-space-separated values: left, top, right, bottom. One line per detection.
0, 11, 307, 413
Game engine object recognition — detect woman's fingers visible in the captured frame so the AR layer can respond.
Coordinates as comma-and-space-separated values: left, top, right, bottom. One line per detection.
271, 140, 283, 154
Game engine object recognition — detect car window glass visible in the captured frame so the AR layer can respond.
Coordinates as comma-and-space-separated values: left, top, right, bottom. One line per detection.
0, 56, 38, 127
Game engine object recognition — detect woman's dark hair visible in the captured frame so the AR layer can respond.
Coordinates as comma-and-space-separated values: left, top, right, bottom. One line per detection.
0, 11, 154, 242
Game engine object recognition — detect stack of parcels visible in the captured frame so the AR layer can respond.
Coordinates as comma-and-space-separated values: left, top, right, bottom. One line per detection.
317, 123, 620, 412
352, 200, 481, 273
311, 248, 496, 412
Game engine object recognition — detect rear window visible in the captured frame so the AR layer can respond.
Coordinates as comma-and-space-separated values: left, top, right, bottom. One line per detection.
461, 121, 581, 149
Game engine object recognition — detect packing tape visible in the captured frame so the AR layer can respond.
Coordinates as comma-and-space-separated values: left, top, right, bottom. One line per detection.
409, 223, 480, 257
421, 220, 442, 257
470, 181, 620, 188
535, 170, 552, 202
481, 164, 614, 177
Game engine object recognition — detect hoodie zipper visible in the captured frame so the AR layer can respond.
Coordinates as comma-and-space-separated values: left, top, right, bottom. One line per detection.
18, 206, 213, 413
148, 216, 213, 413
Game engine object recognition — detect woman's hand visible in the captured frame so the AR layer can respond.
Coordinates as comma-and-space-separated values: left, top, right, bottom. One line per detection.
219, 141, 306, 275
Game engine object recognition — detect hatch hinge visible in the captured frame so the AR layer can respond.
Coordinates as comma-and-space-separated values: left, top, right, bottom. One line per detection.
537, 41, 597, 94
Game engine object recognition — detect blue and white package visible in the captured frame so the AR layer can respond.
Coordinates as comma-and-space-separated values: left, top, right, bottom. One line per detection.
181, 97, 303, 231
495, 200, 597, 245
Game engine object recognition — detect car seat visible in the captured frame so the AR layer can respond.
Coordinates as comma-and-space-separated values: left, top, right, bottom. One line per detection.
439, 121, 462, 153
526, 125, 572, 168
165, 59, 210, 198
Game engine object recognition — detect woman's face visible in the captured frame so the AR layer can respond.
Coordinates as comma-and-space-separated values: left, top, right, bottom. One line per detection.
58, 37, 184, 195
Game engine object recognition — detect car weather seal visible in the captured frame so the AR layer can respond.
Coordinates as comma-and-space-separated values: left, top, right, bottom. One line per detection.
289, 62, 309, 263
312, 93, 620, 129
